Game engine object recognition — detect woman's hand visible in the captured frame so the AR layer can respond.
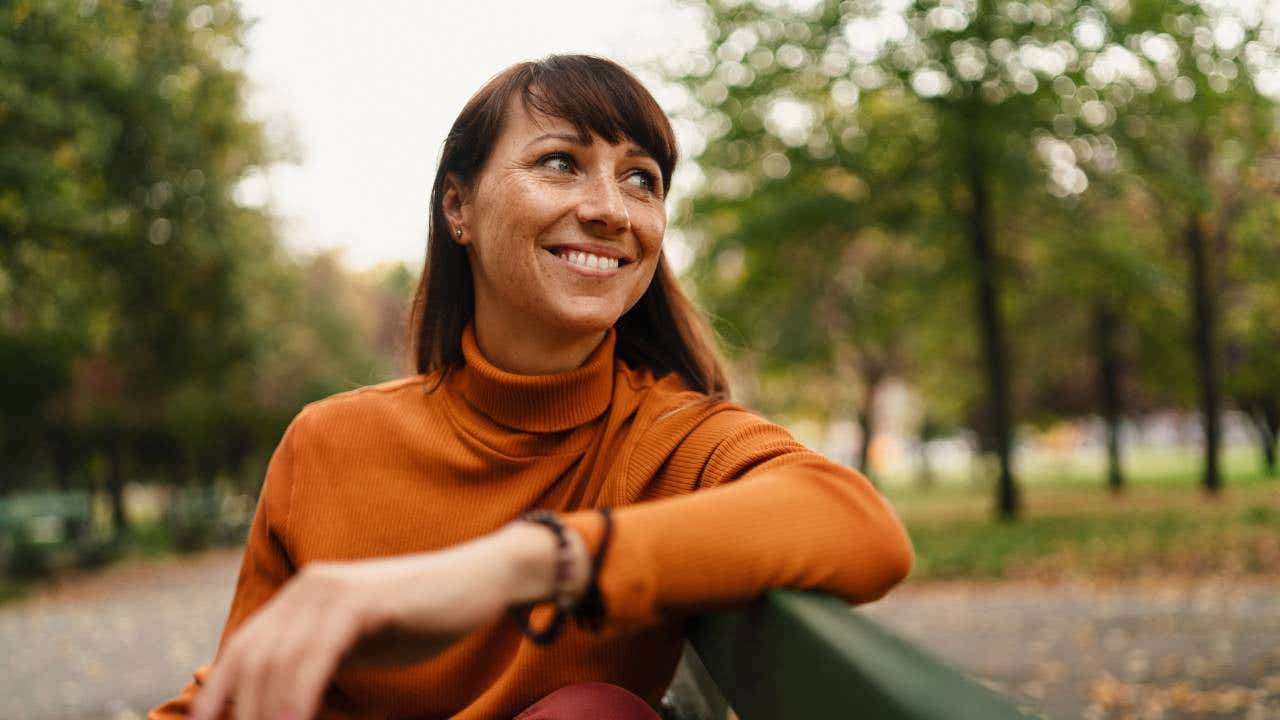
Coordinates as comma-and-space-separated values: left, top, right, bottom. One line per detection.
189, 521, 588, 720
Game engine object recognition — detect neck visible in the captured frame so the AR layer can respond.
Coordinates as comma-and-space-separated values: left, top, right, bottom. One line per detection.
472, 312, 608, 375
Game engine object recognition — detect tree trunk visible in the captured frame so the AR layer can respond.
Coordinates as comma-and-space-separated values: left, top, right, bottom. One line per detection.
51, 426, 74, 492
854, 371, 883, 485
965, 129, 1019, 520
1248, 397, 1279, 477
1184, 213, 1222, 493
49, 425, 87, 541
107, 432, 129, 537
1093, 302, 1126, 494
226, 426, 253, 491
1264, 399, 1279, 477
914, 437, 935, 490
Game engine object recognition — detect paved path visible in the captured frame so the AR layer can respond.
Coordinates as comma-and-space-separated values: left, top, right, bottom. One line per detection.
862, 576, 1280, 719
3, 551, 1279, 719
1, 550, 240, 720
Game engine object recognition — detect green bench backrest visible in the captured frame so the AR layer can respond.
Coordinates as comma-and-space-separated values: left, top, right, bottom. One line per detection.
670, 589, 1038, 720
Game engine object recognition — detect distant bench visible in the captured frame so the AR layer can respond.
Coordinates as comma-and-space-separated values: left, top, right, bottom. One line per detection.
0, 485, 254, 579
660, 589, 1038, 720
0, 490, 98, 577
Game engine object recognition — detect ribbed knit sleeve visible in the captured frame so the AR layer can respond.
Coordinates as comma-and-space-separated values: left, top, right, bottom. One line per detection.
148, 413, 303, 720
560, 408, 914, 637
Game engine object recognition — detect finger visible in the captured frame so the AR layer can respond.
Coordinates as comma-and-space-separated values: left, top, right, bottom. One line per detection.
234, 652, 265, 720
190, 648, 241, 720
254, 585, 313, 720
285, 620, 357, 720
194, 638, 252, 717
262, 599, 335, 720
237, 627, 287, 720
194, 591, 281, 720
235, 606, 296, 720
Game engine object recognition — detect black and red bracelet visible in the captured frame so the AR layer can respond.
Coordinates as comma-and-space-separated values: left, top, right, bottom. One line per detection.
506, 507, 613, 645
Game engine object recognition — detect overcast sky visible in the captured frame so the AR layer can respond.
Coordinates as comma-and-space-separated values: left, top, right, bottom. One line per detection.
235, 0, 708, 270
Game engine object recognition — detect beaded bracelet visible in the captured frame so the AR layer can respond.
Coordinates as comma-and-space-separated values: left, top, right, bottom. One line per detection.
506, 507, 613, 645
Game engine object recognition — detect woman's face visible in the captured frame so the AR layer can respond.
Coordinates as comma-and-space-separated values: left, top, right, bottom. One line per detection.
443, 96, 667, 343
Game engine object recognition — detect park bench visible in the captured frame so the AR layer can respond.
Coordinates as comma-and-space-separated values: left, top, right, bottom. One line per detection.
0, 490, 100, 577
0, 485, 251, 578
659, 589, 1038, 720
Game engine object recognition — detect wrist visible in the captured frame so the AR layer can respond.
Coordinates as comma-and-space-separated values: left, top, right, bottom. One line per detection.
498, 519, 590, 607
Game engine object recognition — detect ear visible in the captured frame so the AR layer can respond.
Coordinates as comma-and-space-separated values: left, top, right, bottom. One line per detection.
441, 172, 472, 245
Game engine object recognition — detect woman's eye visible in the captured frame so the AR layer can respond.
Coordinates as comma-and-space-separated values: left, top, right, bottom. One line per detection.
630, 169, 659, 194
541, 153, 574, 173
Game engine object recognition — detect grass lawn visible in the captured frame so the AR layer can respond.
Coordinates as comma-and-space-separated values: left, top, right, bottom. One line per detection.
878, 446, 1280, 581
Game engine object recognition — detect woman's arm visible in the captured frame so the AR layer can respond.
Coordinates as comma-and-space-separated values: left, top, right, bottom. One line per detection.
179, 511, 590, 720
331, 519, 590, 668
558, 408, 915, 637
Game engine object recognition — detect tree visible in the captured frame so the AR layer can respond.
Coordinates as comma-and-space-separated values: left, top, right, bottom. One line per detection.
1224, 199, 1280, 476
1, 1, 419, 559
2, 0, 274, 534
1089, 0, 1280, 492
668, 0, 1112, 518
662, 2, 960, 481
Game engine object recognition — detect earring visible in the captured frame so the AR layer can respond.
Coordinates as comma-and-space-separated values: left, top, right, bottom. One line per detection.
455, 227, 462, 238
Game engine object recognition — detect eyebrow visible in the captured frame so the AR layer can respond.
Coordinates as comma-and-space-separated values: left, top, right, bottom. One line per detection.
524, 132, 656, 161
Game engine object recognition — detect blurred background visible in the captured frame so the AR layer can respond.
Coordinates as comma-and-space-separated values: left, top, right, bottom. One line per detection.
1, 0, 1278, 718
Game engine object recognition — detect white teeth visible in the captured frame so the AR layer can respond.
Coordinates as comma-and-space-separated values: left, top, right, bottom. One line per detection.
556, 249, 619, 270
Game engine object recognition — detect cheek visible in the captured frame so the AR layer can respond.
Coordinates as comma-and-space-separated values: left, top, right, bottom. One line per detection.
633, 209, 666, 251
470, 181, 552, 270
482, 176, 561, 232
624, 212, 664, 303
622, 258, 661, 315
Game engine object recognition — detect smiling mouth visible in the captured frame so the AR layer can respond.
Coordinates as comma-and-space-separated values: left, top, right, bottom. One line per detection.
544, 247, 631, 272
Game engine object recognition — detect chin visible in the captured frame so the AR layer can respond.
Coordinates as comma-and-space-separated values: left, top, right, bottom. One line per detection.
546, 301, 625, 335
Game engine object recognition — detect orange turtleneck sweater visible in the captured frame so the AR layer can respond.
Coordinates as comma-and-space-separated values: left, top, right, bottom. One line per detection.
149, 322, 913, 720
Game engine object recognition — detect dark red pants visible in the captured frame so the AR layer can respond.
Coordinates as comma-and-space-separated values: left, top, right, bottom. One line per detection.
514, 682, 661, 720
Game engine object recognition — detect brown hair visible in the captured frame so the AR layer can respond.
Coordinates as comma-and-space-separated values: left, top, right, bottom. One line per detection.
408, 54, 731, 398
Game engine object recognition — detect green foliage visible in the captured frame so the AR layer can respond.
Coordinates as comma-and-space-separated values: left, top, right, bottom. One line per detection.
667, 0, 983, 437
665, 0, 1280, 497
0, 1, 413, 556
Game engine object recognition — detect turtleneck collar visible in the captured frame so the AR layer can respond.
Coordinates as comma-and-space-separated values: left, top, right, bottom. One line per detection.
452, 321, 617, 433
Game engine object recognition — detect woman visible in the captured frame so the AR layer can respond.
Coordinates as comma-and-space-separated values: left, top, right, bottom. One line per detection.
149, 54, 914, 720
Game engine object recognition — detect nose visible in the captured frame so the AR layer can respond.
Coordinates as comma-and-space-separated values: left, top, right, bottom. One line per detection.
575, 172, 630, 236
